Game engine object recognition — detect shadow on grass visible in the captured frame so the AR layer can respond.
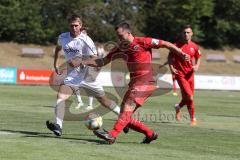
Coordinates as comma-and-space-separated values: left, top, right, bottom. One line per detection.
0, 129, 150, 145
42, 105, 53, 108
0, 129, 107, 145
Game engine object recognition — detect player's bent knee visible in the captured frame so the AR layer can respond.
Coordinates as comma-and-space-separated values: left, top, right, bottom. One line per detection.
57, 92, 71, 100
58, 85, 73, 96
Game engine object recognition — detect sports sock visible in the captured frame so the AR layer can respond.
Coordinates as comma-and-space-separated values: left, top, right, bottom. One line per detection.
55, 99, 65, 128
186, 100, 195, 120
108, 110, 133, 137
128, 118, 153, 137
88, 96, 93, 106
75, 90, 83, 104
108, 100, 120, 115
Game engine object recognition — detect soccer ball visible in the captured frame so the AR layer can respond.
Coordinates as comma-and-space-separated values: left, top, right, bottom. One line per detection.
84, 113, 103, 130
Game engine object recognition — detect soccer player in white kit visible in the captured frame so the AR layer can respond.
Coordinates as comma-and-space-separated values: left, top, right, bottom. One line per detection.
46, 14, 121, 136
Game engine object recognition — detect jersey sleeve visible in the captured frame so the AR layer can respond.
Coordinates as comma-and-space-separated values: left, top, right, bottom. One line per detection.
142, 37, 164, 49
85, 36, 97, 56
57, 35, 62, 47
194, 45, 202, 58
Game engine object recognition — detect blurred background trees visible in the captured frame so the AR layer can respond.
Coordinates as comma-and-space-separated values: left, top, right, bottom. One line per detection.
0, 0, 239, 48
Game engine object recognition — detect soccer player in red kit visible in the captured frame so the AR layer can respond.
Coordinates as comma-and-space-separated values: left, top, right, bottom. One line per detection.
73, 22, 189, 144
168, 25, 201, 126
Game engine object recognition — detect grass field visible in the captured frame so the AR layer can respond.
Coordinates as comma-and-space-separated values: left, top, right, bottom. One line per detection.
0, 85, 240, 160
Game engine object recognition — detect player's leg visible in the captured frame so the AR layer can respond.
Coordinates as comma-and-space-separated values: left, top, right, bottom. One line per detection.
127, 117, 158, 144
81, 81, 120, 114
94, 100, 157, 144
175, 75, 190, 121
95, 95, 120, 115
186, 72, 196, 125
85, 96, 94, 110
75, 89, 84, 109
93, 82, 157, 144
172, 75, 178, 96
55, 85, 74, 128
46, 85, 73, 136
177, 72, 194, 124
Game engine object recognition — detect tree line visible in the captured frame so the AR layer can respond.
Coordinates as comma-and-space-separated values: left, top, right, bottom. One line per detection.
0, 0, 239, 48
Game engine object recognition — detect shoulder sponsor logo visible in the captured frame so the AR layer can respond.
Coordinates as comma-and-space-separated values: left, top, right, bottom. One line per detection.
133, 45, 139, 50
151, 39, 159, 46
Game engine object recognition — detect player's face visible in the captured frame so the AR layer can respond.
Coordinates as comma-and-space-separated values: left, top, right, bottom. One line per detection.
182, 28, 193, 42
116, 28, 131, 42
69, 20, 82, 37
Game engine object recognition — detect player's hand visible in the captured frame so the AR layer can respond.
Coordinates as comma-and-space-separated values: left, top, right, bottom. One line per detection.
193, 65, 199, 72
54, 67, 61, 75
170, 66, 178, 74
182, 53, 190, 61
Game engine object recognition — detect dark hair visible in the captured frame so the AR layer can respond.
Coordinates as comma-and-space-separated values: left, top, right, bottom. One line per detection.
67, 14, 82, 24
115, 22, 131, 32
182, 24, 192, 30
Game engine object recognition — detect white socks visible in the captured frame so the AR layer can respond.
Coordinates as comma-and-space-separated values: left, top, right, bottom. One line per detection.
88, 96, 93, 107
55, 99, 65, 129
109, 101, 120, 115
75, 90, 83, 104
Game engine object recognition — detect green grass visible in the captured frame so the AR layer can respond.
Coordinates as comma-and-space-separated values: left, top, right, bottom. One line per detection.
0, 85, 240, 160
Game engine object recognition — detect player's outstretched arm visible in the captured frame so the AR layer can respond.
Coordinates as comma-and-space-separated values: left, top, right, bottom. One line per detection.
70, 56, 111, 68
83, 56, 111, 67
161, 41, 190, 61
54, 46, 62, 74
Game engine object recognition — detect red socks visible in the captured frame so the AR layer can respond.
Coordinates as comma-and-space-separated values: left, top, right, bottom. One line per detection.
109, 110, 153, 138
186, 100, 195, 120
128, 119, 153, 137
109, 111, 133, 138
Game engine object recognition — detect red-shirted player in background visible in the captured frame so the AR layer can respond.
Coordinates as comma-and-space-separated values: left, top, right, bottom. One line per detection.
73, 22, 189, 144
168, 25, 201, 126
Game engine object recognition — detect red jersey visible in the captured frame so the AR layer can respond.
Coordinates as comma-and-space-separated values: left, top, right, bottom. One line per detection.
171, 41, 201, 75
107, 37, 163, 82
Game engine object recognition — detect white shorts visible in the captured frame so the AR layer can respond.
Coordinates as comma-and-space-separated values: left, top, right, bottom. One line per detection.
64, 79, 105, 98
80, 80, 105, 97
63, 66, 104, 97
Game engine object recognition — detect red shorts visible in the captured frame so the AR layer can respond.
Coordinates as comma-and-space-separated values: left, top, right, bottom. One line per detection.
122, 80, 156, 107
175, 70, 194, 97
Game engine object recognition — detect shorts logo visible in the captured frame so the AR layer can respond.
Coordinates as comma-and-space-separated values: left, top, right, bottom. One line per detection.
151, 39, 159, 46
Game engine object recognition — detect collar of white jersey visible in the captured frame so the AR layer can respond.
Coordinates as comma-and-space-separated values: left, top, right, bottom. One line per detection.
68, 32, 87, 40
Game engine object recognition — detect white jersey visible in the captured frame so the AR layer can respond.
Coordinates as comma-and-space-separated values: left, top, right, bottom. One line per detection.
57, 32, 98, 86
